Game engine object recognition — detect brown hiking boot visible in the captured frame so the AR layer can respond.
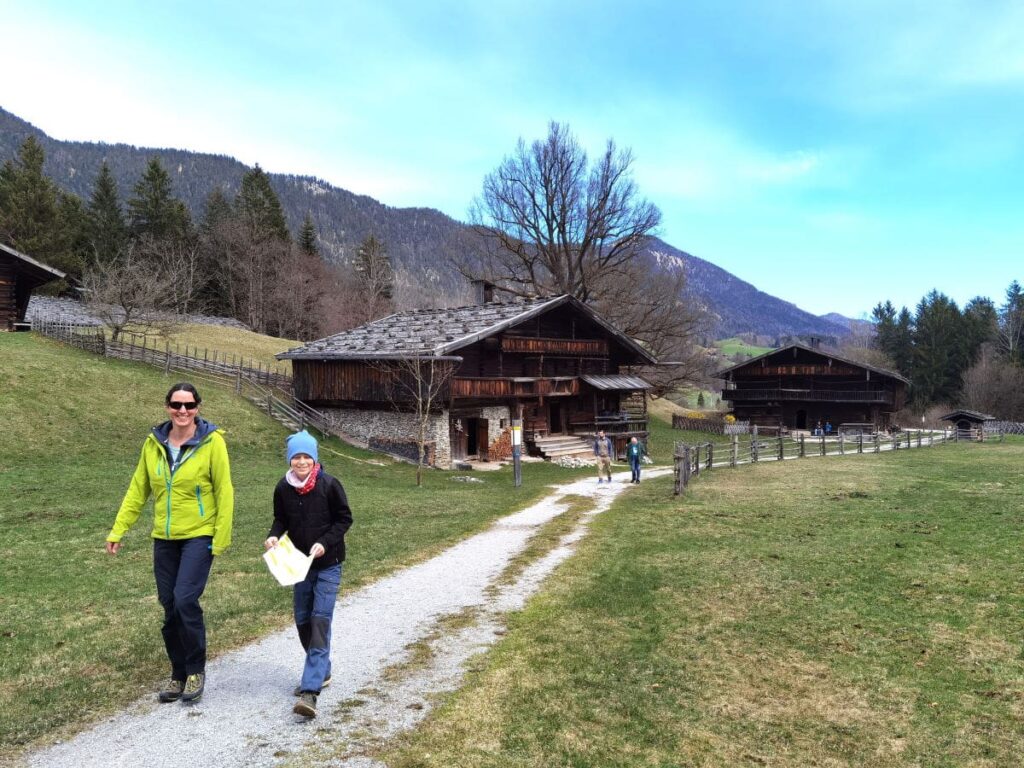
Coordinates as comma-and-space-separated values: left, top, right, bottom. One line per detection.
293, 692, 317, 718
293, 675, 330, 696
158, 678, 184, 703
181, 672, 205, 703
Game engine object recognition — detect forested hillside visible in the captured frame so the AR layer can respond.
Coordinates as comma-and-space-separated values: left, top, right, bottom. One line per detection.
1, 105, 849, 338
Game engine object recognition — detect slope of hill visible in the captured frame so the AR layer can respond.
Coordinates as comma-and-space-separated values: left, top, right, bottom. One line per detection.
2, 106, 853, 338
644, 238, 853, 339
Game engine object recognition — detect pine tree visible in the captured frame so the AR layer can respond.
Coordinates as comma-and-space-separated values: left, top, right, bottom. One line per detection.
999, 280, 1024, 365
127, 157, 192, 242
86, 162, 128, 264
236, 164, 289, 242
351, 234, 395, 323
911, 291, 965, 407
0, 136, 84, 280
892, 307, 914, 375
298, 212, 319, 257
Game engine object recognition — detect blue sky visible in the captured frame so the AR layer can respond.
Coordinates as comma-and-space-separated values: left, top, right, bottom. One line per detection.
3, 0, 1022, 318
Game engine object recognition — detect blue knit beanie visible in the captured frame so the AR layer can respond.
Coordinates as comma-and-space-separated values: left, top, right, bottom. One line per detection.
286, 430, 319, 463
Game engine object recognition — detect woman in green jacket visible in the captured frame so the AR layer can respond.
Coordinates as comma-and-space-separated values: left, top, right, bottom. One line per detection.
105, 382, 234, 704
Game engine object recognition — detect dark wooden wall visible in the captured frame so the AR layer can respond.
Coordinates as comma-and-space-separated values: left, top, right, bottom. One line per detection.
0, 260, 16, 331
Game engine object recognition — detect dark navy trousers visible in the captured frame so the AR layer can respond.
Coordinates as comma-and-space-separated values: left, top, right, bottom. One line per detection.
153, 536, 213, 679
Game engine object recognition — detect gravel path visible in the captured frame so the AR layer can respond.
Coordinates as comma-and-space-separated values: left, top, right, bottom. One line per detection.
27, 469, 668, 768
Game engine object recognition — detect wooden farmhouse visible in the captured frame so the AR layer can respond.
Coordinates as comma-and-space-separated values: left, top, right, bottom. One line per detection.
717, 343, 909, 433
1, 242, 65, 331
277, 292, 656, 468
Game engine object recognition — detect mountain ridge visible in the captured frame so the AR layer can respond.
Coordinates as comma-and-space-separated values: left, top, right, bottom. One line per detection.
1, 106, 855, 338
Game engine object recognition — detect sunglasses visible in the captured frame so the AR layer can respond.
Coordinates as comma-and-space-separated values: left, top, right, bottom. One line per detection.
167, 401, 199, 411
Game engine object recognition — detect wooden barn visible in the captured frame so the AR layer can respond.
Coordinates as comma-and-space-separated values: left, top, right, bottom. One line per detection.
277, 292, 656, 467
717, 343, 909, 433
1, 242, 65, 331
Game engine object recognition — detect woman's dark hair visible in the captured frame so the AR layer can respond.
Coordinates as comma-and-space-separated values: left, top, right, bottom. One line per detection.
165, 382, 202, 405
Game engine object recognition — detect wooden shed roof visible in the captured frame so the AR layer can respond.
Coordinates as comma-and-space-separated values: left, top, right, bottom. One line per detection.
716, 343, 910, 384
939, 409, 996, 423
278, 294, 657, 364
0, 241, 66, 285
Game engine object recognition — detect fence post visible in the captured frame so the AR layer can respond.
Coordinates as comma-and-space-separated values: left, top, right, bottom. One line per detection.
778, 435, 784, 461
693, 444, 701, 477
799, 434, 805, 458
706, 442, 714, 470
917, 431, 922, 448
839, 432, 845, 455
731, 435, 738, 468
674, 446, 682, 495
820, 433, 826, 456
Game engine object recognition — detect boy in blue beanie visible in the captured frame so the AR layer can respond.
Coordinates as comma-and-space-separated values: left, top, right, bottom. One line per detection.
265, 430, 353, 718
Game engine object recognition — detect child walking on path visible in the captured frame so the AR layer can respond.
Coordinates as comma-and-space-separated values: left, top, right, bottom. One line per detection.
265, 431, 353, 718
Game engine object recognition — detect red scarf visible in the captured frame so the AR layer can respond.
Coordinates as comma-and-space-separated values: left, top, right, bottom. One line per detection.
293, 463, 321, 495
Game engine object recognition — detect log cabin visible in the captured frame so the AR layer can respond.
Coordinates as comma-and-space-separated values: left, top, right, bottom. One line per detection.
277, 290, 656, 467
718, 343, 909, 433
1, 242, 65, 331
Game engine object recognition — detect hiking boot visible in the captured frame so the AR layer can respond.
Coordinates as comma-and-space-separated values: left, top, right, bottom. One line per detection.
158, 678, 184, 703
293, 692, 317, 718
181, 672, 205, 703
293, 675, 330, 696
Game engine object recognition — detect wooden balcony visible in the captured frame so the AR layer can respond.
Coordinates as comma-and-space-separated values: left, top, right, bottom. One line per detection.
450, 376, 580, 399
724, 388, 894, 404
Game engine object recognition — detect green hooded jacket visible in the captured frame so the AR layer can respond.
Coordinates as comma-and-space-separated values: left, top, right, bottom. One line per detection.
107, 418, 234, 555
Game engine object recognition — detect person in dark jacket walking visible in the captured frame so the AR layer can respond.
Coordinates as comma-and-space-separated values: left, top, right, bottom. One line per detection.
264, 430, 353, 719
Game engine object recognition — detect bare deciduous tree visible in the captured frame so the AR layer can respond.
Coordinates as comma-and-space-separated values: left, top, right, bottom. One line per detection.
375, 358, 456, 487
463, 121, 707, 393
80, 242, 179, 341
467, 121, 661, 302
961, 343, 1024, 420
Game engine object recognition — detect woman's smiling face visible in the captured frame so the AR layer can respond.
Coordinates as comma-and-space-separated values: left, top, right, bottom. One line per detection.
166, 391, 199, 427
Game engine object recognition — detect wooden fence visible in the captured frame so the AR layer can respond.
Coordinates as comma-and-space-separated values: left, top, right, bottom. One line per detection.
671, 426, 1006, 495
672, 414, 751, 435
33, 320, 292, 392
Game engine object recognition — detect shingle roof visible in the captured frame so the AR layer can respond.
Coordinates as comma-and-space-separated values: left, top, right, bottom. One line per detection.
716, 343, 910, 384
0, 241, 66, 283
939, 409, 996, 422
278, 294, 657, 363
581, 374, 653, 390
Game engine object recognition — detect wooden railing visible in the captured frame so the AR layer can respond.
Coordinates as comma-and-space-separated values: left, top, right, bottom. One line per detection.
673, 429, 961, 494
724, 388, 893, 403
450, 376, 579, 399
569, 415, 648, 437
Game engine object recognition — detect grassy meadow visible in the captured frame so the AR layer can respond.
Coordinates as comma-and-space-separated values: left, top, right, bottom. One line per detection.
382, 439, 1024, 767
0, 332, 591, 755
716, 336, 775, 359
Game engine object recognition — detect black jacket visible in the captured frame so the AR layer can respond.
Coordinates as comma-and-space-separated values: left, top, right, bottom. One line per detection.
269, 468, 353, 569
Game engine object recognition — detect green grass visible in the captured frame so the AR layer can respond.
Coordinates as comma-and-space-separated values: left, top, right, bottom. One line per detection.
121, 322, 298, 374
716, 336, 775, 358
381, 440, 1024, 767
0, 332, 590, 755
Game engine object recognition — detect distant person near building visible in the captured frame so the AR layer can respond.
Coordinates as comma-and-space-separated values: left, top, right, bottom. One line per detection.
626, 436, 645, 484
593, 430, 613, 483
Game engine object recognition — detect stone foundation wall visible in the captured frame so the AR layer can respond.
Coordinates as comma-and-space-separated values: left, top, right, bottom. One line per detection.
325, 407, 452, 469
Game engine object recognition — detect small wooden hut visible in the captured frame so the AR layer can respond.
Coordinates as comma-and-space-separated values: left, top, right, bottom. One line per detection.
0, 242, 65, 331
939, 409, 996, 432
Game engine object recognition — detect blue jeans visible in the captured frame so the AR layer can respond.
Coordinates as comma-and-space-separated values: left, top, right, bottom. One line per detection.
153, 536, 213, 679
294, 563, 342, 693
629, 457, 641, 482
